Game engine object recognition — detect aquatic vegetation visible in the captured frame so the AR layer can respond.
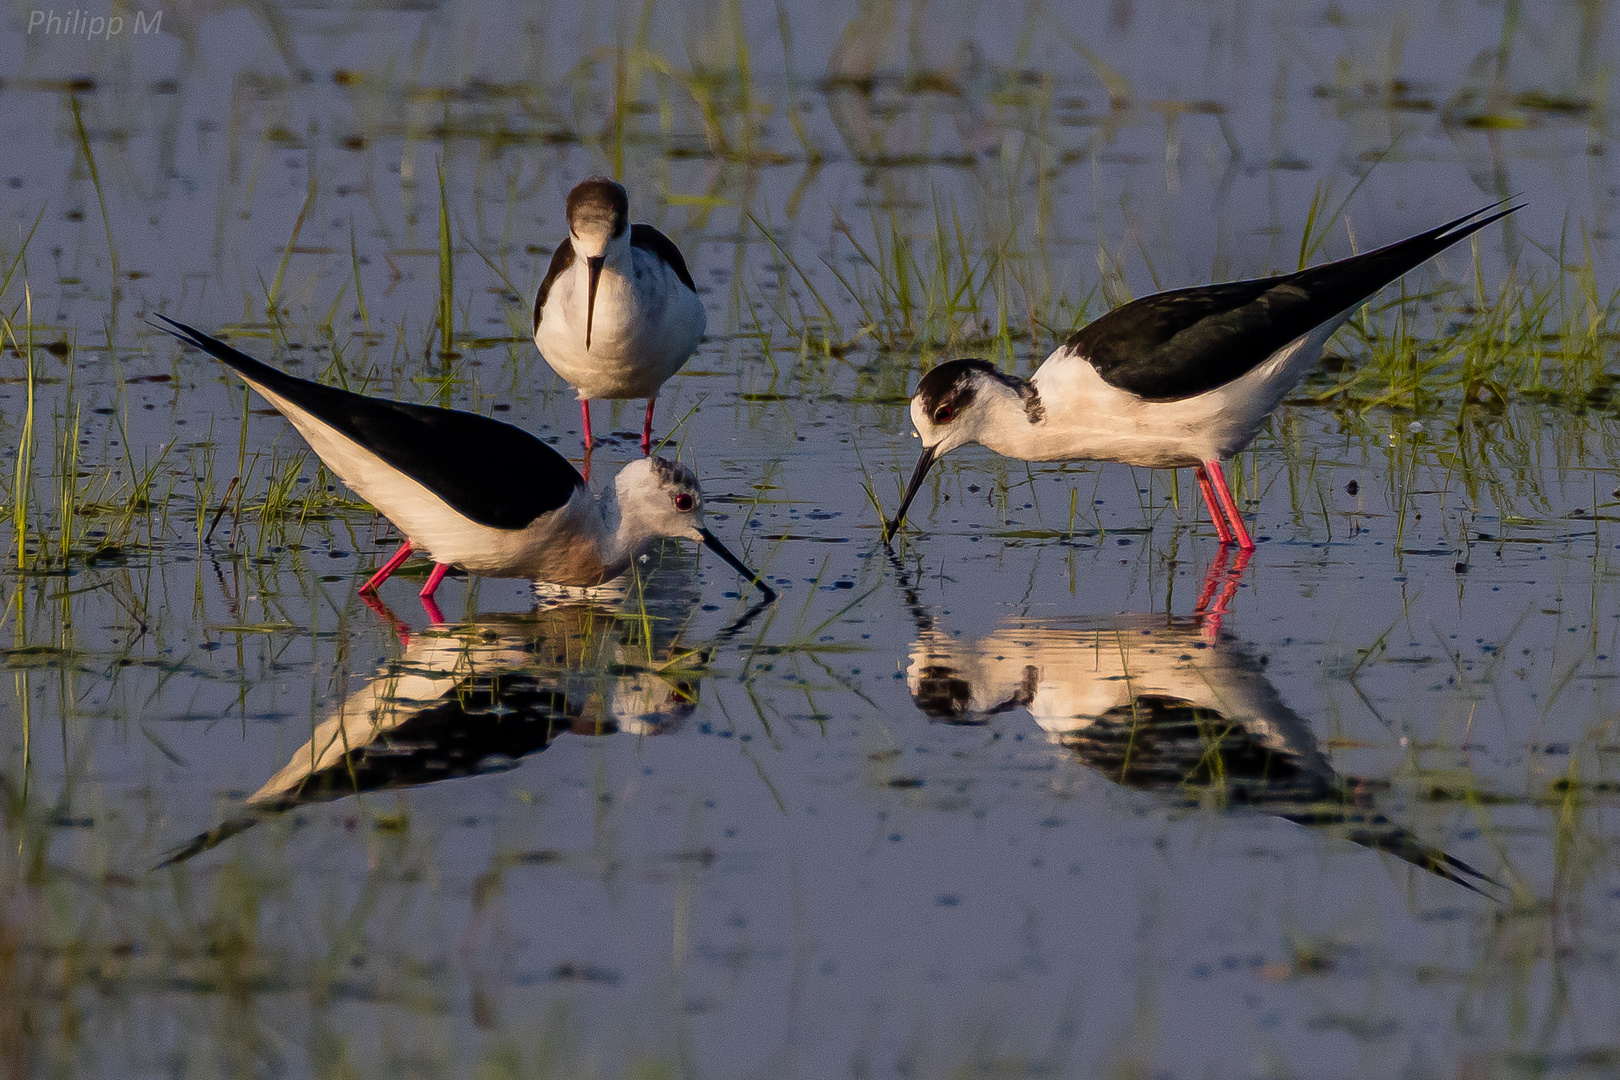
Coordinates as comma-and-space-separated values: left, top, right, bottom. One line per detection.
3, 0, 1620, 1076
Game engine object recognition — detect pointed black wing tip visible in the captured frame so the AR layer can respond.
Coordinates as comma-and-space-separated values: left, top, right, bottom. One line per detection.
146, 312, 198, 343
146, 313, 234, 360
150, 836, 210, 871
1420, 849, 1506, 899
1436, 200, 1525, 243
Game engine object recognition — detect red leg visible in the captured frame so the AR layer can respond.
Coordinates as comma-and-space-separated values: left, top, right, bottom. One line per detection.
360, 540, 413, 594
1192, 467, 1233, 545
420, 562, 450, 599
420, 594, 445, 625
580, 399, 594, 450
641, 398, 656, 455
1204, 460, 1255, 551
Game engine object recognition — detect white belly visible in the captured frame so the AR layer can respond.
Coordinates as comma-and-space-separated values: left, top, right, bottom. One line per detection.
1030, 320, 1341, 467
534, 251, 706, 400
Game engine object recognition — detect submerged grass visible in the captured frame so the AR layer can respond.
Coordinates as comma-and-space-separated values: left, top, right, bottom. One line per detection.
4, 6, 1620, 1077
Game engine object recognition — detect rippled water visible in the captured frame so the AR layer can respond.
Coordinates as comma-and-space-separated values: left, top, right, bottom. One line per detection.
4, 2, 1620, 1076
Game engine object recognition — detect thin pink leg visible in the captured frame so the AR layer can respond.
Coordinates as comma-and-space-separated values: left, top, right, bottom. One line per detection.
360, 540, 413, 594
580, 399, 594, 449
1192, 467, 1233, 545
1204, 460, 1255, 551
420, 594, 445, 625
420, 562, 450, 600
641, 398, 656, 455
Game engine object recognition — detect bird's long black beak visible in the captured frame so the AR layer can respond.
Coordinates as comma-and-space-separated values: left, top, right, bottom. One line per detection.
883, 444, 937, 544
698, 527, 776, 602
584, 255, 605, 351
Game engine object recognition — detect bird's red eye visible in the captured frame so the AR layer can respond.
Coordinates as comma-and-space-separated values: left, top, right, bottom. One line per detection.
933, 403, 954, 423
674, 492, 695, 512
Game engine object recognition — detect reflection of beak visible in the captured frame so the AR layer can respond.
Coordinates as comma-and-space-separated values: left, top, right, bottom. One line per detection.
883, 444, 938, 543
584, 255, 605, 351
698, 527, 776, 602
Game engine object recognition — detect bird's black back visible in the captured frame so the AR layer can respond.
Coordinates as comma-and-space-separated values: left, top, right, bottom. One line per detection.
1065, 203, 1520, 401
153, 316, 584, 530
631, 223, 697, 291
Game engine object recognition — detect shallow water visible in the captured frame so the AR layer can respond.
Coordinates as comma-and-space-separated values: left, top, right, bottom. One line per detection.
4, 2, 1620, 1076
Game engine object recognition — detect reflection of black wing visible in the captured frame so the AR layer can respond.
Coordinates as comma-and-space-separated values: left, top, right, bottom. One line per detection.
158, 675, 588, 867
1062, 695, 1498, 893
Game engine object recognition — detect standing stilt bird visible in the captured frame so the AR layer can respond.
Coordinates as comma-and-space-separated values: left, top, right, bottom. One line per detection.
884, 203, 1521, 547
532, 177, 706, 454
151, 317, 773, 616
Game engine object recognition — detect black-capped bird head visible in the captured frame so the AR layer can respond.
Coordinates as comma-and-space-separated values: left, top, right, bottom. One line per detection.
615, 457, 776, 602
885, 359, 1033, 540
565, 177, 630, 351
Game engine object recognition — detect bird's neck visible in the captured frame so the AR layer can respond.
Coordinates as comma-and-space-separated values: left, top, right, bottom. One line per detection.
969, 378, 1046, 459
594, 473, 651, 578
580, 231, 634, 274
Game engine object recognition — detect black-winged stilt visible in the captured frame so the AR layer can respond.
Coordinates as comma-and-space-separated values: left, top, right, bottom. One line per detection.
884, 203, 1521, 548
155, 601, 702, 867
533, 177, 706, 454
150, 316, 773, 617
900, 566, 1498, 893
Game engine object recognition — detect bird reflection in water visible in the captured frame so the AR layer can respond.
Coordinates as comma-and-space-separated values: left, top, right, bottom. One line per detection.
899, 554, 1498, 893
160, 543, 764, 866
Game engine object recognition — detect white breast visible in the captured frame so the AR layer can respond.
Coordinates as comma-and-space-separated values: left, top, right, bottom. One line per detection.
534, 249, 706, 400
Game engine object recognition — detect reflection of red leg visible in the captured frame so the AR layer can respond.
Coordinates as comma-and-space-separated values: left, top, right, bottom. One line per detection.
420, 563, 450, 623
1193, 467, 1233, 544
1194, 545, 1229, 614
580, 445, 593, 485
360, 540, 413, 594
360, 590, 413, 647
641, 398, 656, 455
580, 399, 594, 449
1194, 545, 1252, 640
1204, 460, 1255, 550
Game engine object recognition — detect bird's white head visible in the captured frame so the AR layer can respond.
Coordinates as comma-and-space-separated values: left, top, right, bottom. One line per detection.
886, 359, 1035, 539
614, 457, 776, 602
615, 456, 706, 543
565, 177, 629, 260
908, 357, 1018, 457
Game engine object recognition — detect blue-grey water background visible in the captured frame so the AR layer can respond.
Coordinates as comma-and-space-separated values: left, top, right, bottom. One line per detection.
3, 1, 1620, 1076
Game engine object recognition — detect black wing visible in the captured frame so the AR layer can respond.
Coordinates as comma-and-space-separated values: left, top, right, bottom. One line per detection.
152, 316, 584, 530
156, 675, 583, 867
631, 223, 697, 292
532, 238, 577, 335
1064, 694, 1498, 894
1066, 203, 1521, 401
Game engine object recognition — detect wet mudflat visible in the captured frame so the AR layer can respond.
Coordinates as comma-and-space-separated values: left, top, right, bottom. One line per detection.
3, 2, 1620, 1077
